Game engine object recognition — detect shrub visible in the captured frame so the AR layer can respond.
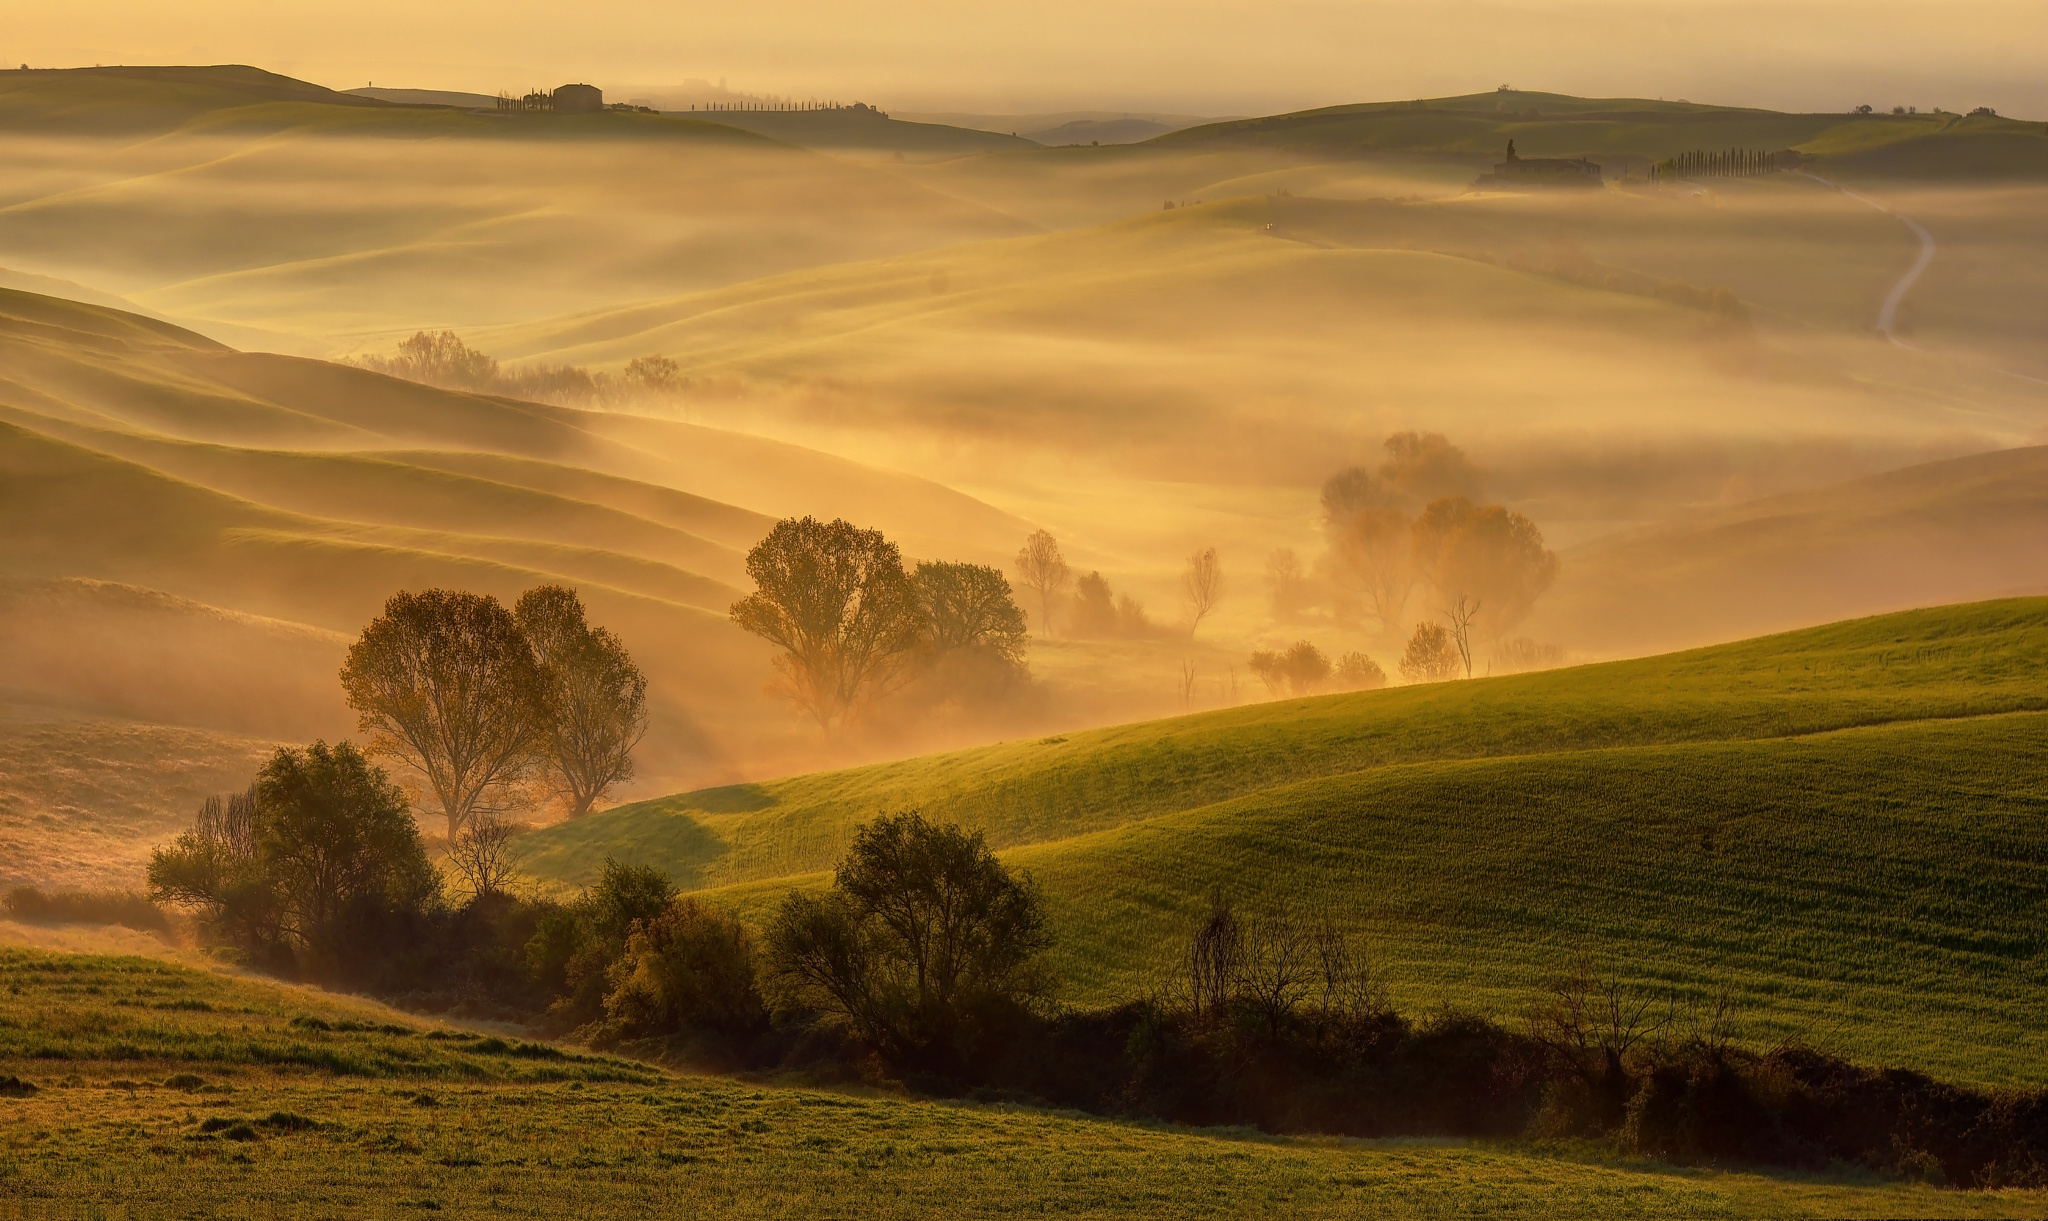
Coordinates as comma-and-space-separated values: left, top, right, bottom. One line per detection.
1333, 651, 1386, 690
603, 897, 766, 1041
2, 886, 170, 935
148, 742, 442, 980
1398, 622, 1461, 683
525, 858, 675, 1030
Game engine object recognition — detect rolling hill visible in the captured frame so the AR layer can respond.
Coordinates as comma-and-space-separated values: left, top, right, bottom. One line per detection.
0, 283, 1049, 883
1161, 90, 2048, 179
517, 598, 2048, 1086
0, 67, 1036, 347
1530, 444, 2048, 654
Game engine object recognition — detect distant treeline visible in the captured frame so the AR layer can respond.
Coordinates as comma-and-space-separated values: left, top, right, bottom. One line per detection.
1650, 148, 1786, 181
353, 331, 740, 410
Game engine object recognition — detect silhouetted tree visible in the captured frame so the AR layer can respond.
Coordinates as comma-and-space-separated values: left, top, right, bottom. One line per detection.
515, 586, 649, 819
1013, 529, 1071, 638
730, 517, 922, 731
341, 589, 548, 841
448, 815, 520, 898
1181, 547, 1223, 637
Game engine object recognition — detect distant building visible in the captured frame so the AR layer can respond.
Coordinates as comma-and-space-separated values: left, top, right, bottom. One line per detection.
555, 83, 603, 114
1473, 140, 1602, 189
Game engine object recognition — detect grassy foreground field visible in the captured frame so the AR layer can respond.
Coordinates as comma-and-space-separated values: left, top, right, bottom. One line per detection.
2, 946, 2041, 1220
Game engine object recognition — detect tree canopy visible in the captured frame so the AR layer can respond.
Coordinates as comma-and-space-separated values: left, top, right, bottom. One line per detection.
340, 588, 547, 841
730, 517, 923, 731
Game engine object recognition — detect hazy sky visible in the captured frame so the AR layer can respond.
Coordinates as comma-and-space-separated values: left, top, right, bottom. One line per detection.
8, 0, 2043, 117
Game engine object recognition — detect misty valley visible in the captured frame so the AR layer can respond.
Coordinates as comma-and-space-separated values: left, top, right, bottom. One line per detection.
1, 63, 2046, 1220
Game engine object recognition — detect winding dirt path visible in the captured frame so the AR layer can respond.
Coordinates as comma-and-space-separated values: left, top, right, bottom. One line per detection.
1798, 171, 1936, 348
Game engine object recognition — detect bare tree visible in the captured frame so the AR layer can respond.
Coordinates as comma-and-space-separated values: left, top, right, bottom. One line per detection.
340, 589, 547, 841
1441, 594, 1481, 679
1181, 546, 1223, 638
447, 815, 520, 898
1178, 658, 1197, 712
1527, 958, 1673, 1102
730, 517, 923, 732
1183, 891, 1244, 1025
1264, 548, 1312, 620
1311, 914, 1391, 1022
1013, 529, 1071, 638
1239, 908, 1316, 1040
515, 586, 650, 819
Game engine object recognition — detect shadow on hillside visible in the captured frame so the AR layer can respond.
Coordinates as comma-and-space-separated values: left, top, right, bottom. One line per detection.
679, 783, 778, 814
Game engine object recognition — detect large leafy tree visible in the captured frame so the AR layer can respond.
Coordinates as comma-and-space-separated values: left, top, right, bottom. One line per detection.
730, 516, 922, 731
909, 560, 1028, 673
514, 585, 650, 819
340, 588, 548, 841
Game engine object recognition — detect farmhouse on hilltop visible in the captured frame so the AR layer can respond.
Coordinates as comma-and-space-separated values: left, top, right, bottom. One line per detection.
1473, 140, 1603, 188
554, 83, 603, 113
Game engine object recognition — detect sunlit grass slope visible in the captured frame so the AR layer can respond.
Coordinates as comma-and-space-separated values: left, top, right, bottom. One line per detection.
519, 597, 2048, 889
526, 599, 2048, 1086
1009, 710, 2048, 1086
2, 947, 2035, 1220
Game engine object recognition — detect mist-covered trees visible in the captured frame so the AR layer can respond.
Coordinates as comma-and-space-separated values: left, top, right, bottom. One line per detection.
148, 742, 440, 975
1013, 529, 1071, 638
342, 586, 648, 834
732, 518, 1033, 729
1399, 622, 1462, 683
515, 586, 650, 819
1318, 431, 1561, 672
765, 812, 1052, 1062
1182, 547, 1223, 638
910, 560, 1029, 675
1249, 640, 1332, 696
356, 330, 695, 408
730, 517, 922, 730
1410, 498, 1559, 644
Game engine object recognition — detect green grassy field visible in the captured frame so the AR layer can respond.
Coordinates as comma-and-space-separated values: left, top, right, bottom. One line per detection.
3, 945, 2040, 1219
519, 599, 2048, 1086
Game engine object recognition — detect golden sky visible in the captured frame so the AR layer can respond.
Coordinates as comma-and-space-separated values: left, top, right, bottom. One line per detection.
6, 0, 2043, 116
